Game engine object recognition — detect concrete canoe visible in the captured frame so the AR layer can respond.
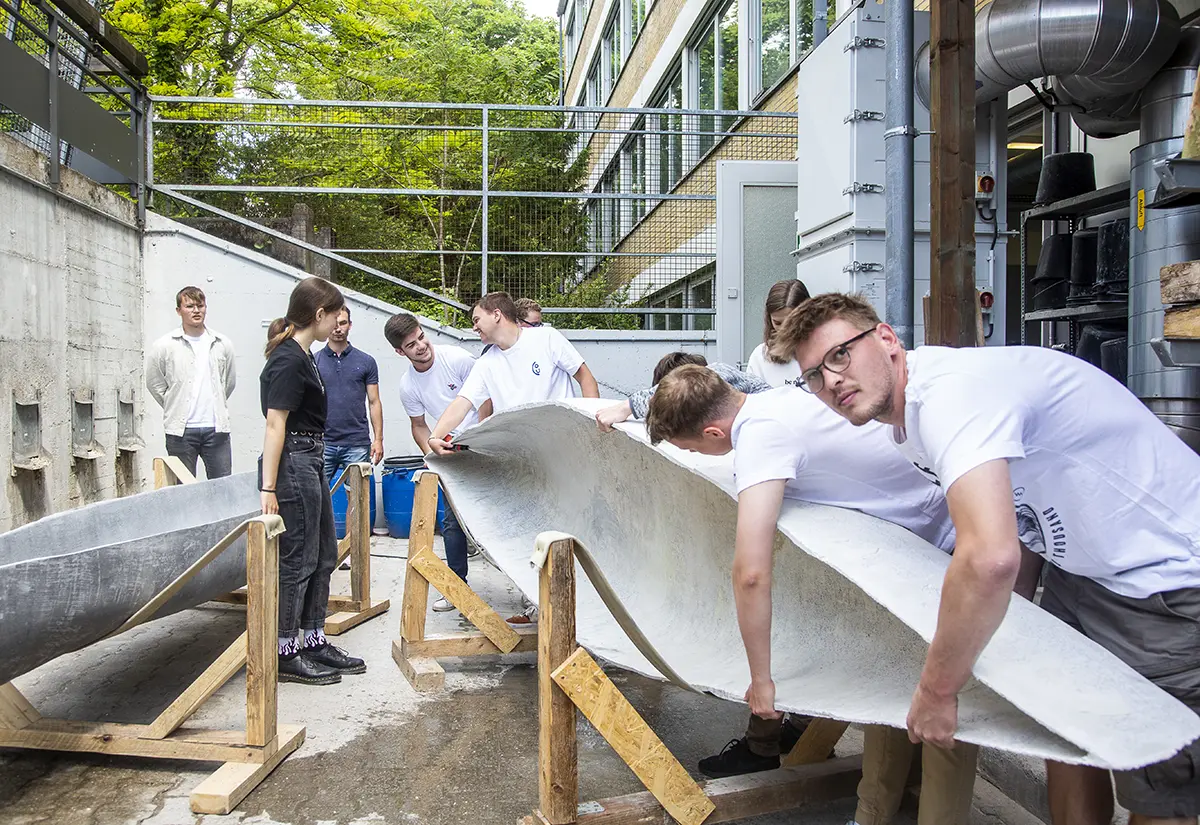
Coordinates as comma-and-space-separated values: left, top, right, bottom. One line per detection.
429, 399, 1200, 771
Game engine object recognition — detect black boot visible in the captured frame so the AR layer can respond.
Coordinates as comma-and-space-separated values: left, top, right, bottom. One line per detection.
304, 641, 366, 674
780, 715, 812, 753
278, 650, 341, 685
698, 738, 780, 778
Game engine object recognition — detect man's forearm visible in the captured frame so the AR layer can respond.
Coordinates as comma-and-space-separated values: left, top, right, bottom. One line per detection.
576, 365, 600, 398
411, 422, 432, 451
734, 570, 774, 682
921, 545, 1019, 697
431, 397, 473, 443
369, 398, 384, 443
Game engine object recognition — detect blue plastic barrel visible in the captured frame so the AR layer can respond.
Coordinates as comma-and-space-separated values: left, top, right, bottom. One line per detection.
381, 456, 445, 538
330, 467, 377, 540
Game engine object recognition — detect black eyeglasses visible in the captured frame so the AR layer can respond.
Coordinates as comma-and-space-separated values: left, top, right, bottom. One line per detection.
798, 328, 877, 394
519, 320, 543, 328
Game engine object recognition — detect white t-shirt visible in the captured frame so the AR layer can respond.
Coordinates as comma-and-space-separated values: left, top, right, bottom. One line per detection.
731, 387, 955, 552
745, 343, 802, 388
399, 345, 479, 434
184, 331, 216, 428
892, 345, 1200, 598
459, 327, 585, 413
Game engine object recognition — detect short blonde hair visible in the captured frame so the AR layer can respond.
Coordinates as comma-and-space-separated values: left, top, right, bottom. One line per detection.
646, 365, 737, 445
769, 293, 881, 362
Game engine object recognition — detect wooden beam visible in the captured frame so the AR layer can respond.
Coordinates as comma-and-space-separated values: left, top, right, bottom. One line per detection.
401, 627, 538, 659
144, 633, 248, 740
1185, 71, 1200, 160
153, 456, 197, 490
391, 641, 446, 691
1161, 261, 1200, 305
0, 721, 275, 763
399, 473, 440, 643
189, 724, 305, 814
245, 517, 280, 749
926, 0, 978, 348
552, 647, 715, 825
347, 465, 372, 607
780, 718, 851, 767
523, 757, 863, 825
0, 683, 41, 730
538, 537, 579, 824
410, 547, 521, 654
324, 599, 390, 636
1165, 304, 1200, 338
47, 0, 150, 76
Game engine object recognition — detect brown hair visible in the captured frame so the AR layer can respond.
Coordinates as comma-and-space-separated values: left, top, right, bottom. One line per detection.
651, 351, 708, 385
176, 286, 206, 308
769, 292, 881, 362
474, 291, 520, 323
515, 297, 542, 320
384, 312, 421, 349
762, 280, 811, 363
264, 277, 345, 356
646, 365, 737, 445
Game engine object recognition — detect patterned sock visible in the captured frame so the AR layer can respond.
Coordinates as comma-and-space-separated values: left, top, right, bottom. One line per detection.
278, 635, 300, 656
303, 628, 327, 649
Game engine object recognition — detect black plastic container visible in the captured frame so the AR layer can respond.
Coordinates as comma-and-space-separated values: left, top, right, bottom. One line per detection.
1096, 219, 1130, 298
1034, 152, 1096, 205
1075, 324, 1125, 371
1068, 228, 1099, 305
1100, 336, 1128, 385
1029, 233, 1072, 310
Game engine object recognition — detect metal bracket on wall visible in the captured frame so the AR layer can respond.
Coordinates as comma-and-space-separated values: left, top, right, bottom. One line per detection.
843, 182, 884, 196
842, 261, 884, 273
71, 389, 104, 461
845, 110, 884, 123
116, 388, 144, 452
844, 37, 885, 51
12, 393, 49, 473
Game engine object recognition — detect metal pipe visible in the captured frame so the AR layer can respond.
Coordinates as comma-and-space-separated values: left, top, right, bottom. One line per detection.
813, 0, 828, 46
884, 0, 915, 349
481, 106, 489, 296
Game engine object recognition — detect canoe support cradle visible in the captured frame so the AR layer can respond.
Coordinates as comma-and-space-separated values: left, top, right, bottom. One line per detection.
0, 480, 303, 815
392, 471, 862, 825
157, 457, 390, 635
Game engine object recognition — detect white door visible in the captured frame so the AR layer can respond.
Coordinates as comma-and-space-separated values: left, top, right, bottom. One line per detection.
715, 161, 799, 367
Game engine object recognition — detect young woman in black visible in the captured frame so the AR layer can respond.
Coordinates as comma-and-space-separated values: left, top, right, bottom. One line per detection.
260, 277, 365, 685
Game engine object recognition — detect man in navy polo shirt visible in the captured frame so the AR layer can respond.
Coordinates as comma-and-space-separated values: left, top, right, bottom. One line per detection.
315, 307, 383, 506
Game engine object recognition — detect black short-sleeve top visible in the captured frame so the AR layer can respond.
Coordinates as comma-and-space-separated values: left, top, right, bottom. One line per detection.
260, 338, 327, 433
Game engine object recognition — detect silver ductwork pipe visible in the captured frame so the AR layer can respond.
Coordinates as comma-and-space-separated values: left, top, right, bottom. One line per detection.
916, 0, 1180, 137
1130, 27, 1200, 453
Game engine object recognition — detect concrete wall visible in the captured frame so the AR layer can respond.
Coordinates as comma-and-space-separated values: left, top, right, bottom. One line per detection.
0, 134, 144, 532
142, 213, 715, 485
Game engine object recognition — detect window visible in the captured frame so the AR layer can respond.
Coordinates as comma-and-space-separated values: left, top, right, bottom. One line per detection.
690, 279, 714, 331
650, 67, 683, 193
631, 0, 647, 42
666, 292, 685, 330
564, 8, 578, 72
600, 159, 621, 252
690, 0, 739, 157
759, 0, 790, 91
797, 0, 835, 54
623, 123, 647, 228
603, 9, 623, 96
644, 271, 715, 331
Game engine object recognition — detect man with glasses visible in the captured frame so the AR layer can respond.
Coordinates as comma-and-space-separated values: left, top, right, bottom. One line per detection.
516, 298, 543, 327
645, 365, 1040, 825
774, 292, 1200, 825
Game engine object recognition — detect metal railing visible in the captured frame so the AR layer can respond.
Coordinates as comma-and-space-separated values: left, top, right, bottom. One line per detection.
0, 0, 148, 214
148, 97, 798, 328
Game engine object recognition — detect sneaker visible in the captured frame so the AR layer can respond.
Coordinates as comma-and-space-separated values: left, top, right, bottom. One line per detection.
432, 596, 455, 612
697, 737, 779, 779
278, 650, 341, 685
303, 641, 366, 674
780, 716, 812, 753
506, 602, 538, 624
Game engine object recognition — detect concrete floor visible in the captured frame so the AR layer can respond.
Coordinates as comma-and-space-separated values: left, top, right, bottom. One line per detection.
0, 536, 1040, 825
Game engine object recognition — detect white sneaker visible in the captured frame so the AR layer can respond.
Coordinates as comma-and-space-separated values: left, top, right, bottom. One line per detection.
432, 596, 455, 612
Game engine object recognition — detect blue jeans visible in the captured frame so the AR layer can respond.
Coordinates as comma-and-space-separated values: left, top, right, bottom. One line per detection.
166, 428, 232, 479
324, 444, 370, 489
442, 500, 468, 583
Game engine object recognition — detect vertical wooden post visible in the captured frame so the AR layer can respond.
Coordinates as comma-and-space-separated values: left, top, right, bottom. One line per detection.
399, 472, 439, 643
154, 457, 171, 490
538, 538, 579, 824
1184, 71, 1200, 160
348, 465, 372, 611
927, 0, 978, 348
245, 518, 279, 748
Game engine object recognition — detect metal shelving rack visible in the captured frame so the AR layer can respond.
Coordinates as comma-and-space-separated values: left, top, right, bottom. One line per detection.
1019, 182, 1131, 347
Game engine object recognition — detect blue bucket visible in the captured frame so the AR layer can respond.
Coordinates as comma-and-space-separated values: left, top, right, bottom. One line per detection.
331, 467, 377, 540
381, 456, 445, 538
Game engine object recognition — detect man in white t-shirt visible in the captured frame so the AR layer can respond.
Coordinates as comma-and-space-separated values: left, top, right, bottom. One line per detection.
427, 291, 599, 455
645, 364, 1042, 825
385, 312, 492, 612
146, 286, 237, 478
777, 292, 1200, 825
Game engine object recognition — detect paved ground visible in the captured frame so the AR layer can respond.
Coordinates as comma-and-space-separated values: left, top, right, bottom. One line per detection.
0, 536, 1043, 825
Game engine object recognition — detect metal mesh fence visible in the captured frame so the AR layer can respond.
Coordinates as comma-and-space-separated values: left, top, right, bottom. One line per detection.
150, 98, 797, 328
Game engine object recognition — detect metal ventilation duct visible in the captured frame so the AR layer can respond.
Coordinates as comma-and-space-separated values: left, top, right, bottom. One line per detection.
915, 0, 1181, 137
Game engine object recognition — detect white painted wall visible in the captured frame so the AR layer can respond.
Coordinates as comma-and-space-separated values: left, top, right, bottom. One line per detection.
142, 213, 716, 488
0, 135, 144, 531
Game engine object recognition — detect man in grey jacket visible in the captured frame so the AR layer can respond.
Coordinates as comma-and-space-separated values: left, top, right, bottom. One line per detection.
146, 286, 237, 478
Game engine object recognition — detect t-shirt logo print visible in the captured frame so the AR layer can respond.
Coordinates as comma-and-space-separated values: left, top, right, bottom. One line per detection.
448, 382, 458, 391
531, 362, 541, 376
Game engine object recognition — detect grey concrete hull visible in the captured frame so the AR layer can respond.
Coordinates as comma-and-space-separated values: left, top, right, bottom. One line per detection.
430, 400, 1200, 771
0, 472, 260, 685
